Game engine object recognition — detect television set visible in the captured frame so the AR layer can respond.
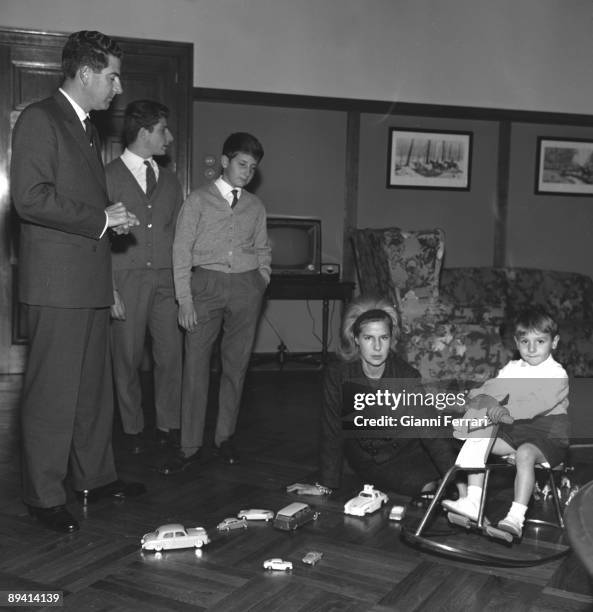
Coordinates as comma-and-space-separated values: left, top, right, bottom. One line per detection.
266, 215, 321, 276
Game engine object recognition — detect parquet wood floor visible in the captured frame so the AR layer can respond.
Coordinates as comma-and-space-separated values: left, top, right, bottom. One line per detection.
0, 370, 592, 611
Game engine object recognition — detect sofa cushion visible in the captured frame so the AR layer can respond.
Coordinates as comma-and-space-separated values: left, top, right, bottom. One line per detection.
503, 268, 593, 322
402, 320, 510, 385
440, 267, 506, 324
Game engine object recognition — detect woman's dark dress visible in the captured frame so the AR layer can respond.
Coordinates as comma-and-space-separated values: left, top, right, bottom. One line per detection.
319, 352, 457, 496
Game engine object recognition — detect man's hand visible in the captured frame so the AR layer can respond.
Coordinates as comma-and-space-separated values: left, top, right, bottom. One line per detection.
110, 289, 126, 320
178, 302, 198, 332
107, 202, 140, 235
285, 482, 324, 496
486, 404, 514, 424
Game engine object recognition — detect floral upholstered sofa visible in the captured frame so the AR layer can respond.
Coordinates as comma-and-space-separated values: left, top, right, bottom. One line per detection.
351, 227, 593, 384
439, 267, 593, 378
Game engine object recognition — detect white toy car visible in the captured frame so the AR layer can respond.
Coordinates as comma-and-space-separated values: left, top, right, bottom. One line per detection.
141, 523, 210, 551
263, 558, 293, 571
217, 517, 248, 532
389, 505, 406, 521
237, 508, 274, 522
343, 484, 388, 516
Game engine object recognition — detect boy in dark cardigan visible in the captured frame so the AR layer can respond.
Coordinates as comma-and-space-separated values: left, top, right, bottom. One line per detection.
106, 100, 184, 453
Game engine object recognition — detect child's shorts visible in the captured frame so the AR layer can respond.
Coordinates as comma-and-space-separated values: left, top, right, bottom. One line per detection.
499, 413, 569, 468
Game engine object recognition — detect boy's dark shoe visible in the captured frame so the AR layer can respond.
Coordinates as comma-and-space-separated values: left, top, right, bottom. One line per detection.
125, 432, 145, 454
156, 428, 180, 449
75, 479, 147, 504
159, 450, 202, 475
215, 440, 239, 465
28, 504, 80, 533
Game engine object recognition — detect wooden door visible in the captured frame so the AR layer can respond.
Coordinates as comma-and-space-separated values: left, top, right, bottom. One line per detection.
0, 28, 192, 373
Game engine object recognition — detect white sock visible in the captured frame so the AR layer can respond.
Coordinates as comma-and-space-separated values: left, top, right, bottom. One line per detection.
467, 485, 483, 502
456, 438, 491, 468
507, 501, 527, 523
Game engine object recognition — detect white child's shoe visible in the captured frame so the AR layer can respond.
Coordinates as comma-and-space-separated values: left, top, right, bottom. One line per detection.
497, 515, 523, 538
441, 496, 479, 521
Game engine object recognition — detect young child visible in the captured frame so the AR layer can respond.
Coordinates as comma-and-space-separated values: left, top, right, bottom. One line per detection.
442, 305, 569, 538
164, 132, 271, 473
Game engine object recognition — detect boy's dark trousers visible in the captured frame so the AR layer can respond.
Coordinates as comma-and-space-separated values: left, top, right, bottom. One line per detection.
180, 267, 266, 453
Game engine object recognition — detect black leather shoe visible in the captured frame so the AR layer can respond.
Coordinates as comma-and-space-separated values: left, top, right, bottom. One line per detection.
75, 479, 147, 504
158, 450, 201, 475
28, 505, 79, 533
156, 428, 180, 449
216, 440, 239, 465
125, 432, 145, 454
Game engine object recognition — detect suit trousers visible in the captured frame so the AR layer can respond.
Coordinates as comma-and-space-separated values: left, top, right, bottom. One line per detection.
21, 305, 117, 507
111, 268, 182, 434
181, 268, 266, 453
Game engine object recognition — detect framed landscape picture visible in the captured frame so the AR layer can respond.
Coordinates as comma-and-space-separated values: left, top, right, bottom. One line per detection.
535, 137, 593, 196
387, 128, 472, 190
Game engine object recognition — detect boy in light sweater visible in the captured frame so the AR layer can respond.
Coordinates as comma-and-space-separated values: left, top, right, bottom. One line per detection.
443, 306, 569, 538
164, 133, 271, 473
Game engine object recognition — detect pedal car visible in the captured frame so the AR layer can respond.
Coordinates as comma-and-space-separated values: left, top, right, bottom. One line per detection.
237, 509, 274, 521
217, 517, 248, 531
344, 484, 388, 516
141, 523, 210, 551
263, 558, 293, 571
273, 502, 319, 531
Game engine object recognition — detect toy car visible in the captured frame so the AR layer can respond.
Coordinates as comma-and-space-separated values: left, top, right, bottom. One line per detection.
273, 502, 319, 531
237, 509, 274, 522
141, 523, 210, 552
389, 505, 406, 521
217, 517, 248, 531
263, 558, 293, 571
302, 551, 323, 566
344, 484, 388, 516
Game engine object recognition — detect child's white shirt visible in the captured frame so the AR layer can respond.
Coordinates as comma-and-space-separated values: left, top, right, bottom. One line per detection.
455, 355, 568, 468
468, 355, 568, 420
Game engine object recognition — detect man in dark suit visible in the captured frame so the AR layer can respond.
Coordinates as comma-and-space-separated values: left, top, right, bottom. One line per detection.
10, 30, 145, 533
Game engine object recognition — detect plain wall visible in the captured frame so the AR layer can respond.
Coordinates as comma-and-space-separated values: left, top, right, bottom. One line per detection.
2, 0, 593, 113
193, 101, 347, 353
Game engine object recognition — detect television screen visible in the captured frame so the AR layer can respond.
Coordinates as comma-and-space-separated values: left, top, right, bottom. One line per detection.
267, 216, 321, 275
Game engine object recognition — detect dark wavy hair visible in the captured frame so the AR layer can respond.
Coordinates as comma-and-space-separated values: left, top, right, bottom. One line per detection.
123, 100, 169, 146
222, 132, 264, 163
62, 30, 122, 79
338, 295, 399, 361
513, 305, 559, 338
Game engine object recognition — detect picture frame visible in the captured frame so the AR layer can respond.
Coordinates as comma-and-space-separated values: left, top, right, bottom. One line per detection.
387, 128, 472, 190
535, 137, 593, 196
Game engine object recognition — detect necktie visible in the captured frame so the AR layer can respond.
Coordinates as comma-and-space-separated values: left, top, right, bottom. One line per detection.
83, 117, 93, 146
145, 160, 157, 198
230, 189, 239, 208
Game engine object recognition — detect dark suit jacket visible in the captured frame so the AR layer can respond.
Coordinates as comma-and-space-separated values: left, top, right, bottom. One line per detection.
11, 91, 113, 308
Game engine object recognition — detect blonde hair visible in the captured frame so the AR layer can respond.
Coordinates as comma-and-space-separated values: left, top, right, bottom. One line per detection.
338, 295, 399, 361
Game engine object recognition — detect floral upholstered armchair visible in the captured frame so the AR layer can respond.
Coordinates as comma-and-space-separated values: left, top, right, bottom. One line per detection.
350, 228, 507, 386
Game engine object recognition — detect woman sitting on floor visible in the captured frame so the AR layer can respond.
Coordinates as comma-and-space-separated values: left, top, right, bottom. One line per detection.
287, 295, 464, 500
